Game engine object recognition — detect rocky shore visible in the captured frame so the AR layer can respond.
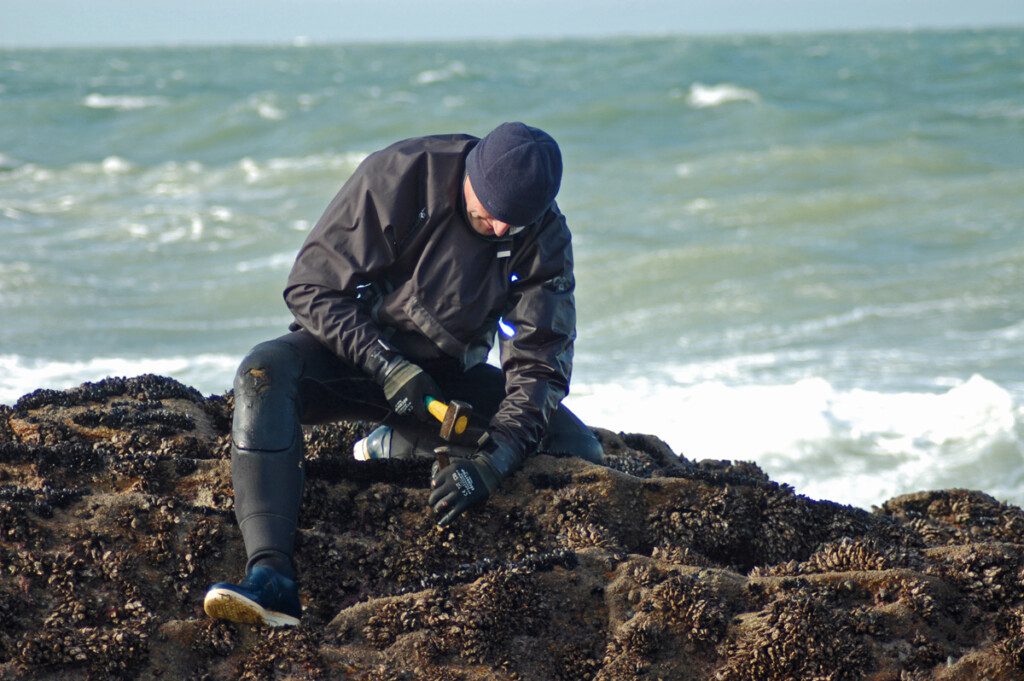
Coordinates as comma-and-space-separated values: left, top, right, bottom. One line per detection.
2, 374, 1024, 680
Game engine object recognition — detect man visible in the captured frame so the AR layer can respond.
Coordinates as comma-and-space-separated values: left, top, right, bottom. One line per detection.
203, 122, 603, 627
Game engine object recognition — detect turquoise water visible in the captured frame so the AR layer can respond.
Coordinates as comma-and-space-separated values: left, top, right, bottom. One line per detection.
2, 29, 1022, 507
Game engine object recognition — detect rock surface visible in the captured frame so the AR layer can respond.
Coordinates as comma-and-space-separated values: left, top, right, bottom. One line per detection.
2, 374, 1024, 680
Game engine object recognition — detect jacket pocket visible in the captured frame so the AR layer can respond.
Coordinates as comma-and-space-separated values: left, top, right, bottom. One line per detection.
403, 293, 468, 359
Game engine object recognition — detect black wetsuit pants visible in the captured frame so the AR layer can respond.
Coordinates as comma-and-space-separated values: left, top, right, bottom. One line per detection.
230, 329, 603, 579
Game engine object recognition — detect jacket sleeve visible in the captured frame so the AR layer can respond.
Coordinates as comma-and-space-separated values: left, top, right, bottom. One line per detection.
283, 152, 406, 379
487, 215, 576, 472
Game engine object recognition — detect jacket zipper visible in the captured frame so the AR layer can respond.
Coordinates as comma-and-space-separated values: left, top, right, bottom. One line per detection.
391, 207, 429, 258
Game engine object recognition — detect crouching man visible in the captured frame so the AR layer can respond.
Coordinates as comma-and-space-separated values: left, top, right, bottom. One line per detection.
204, 122, 603, 627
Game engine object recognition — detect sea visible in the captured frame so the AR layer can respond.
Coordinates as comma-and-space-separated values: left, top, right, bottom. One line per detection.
1, 29, 1022, 510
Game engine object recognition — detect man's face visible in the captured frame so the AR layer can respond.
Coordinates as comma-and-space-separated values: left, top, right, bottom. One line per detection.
463, 174, 514, 238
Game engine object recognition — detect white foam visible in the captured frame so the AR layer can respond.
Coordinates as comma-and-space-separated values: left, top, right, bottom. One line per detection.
239, 157, 262, 183
248, 94, 286, 121
674, 163, 693, 178
686, 82, 760, 108
0, 354, 240, 405
256, 103, 286, 121
125, 223, 150, 237
685, 198, 715, 213
82, 94, 168, 111
209, 206, 234, 222
567, 374, 1024, 509
414, 61, 466, 85
238, 153, 367, 184
157, 224, 188, 242
101, 156, 133, 175
263, 153, 368, 172
235, 252, 295, 273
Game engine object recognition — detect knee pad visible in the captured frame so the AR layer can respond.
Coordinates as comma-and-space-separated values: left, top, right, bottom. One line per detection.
540, 407, 605, 464
541, 429, 604, 464
576, 431, 605, 464
232, 340, 304, 451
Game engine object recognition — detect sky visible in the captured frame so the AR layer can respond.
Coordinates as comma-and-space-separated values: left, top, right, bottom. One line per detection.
3, 0, 1023, 48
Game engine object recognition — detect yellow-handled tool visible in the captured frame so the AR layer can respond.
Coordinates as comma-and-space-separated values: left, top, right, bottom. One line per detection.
424, 396, 471, 440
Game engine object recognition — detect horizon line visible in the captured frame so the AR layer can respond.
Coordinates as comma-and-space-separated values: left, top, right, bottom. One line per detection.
2, 22, 1021, 52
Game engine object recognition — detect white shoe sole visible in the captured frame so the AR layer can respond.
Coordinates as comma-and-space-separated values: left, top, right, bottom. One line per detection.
203, 588, 300, 627
353, 437, 371, 461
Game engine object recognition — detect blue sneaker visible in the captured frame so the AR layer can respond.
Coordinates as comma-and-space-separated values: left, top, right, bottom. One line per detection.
203, 566, 302, 627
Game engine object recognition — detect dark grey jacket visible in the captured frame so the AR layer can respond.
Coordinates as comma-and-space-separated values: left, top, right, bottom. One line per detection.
284, 134, 576, 460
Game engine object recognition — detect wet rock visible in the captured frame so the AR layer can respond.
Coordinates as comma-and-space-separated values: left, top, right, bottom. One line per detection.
0, 373, 1021, 680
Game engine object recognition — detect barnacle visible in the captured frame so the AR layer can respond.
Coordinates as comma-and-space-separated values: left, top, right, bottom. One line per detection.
716, 589, 869, 680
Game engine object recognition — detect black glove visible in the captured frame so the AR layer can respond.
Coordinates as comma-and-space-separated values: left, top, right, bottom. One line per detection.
429, 455, 501, 527
379, 357, 443, 421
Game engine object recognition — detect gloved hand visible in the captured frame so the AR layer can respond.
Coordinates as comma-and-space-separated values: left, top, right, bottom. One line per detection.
379, 357, 443, 421
429, 455, 502, 527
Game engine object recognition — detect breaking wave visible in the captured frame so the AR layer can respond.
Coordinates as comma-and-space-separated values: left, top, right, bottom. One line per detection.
414, 61, 467, 85
569, 374, 1024, 509
686, 82, 761, 108
0, 354, 240, 405
82, 94, 168, 110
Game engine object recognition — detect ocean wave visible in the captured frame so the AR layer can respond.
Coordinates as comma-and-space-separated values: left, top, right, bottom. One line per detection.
685, 82, 760, 108
974, 102, 1024, 121
237, 152, 367, 183
100, 156, 133, 174
0, 354, 240, 405
706, 295, 1009, 350
235, 252, 296, 273
2, 153, 363, 195
568, 374, 1024, 509
0, 153, 19, 171
0, 261, 35, 291
247, 93, 286, 121
82, 93, 168, 111
414, 61, 467, 85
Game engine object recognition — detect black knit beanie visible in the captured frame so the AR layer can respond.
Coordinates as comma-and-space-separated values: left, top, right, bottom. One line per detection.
465, 122, 562, 226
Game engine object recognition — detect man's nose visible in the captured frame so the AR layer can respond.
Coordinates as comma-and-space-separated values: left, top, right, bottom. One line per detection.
491, 220, 511, 236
